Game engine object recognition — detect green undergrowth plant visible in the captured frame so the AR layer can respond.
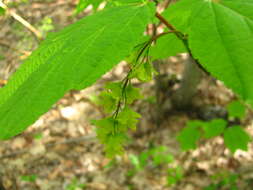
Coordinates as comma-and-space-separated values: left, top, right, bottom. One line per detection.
0, 7, 5, 16
177, 100, 252, 153
20, 174, 37, 183
66, 177, 86, 190
0, 0, 253, 158
38, 17, 55, 38
127, 145, 183, 187
204, 172, 239, 190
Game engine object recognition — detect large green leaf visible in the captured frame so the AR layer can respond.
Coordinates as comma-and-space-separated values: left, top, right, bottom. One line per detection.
188, 0, 253, 107
161, 0, 253, 107
149, 0, 197, 60
0, 4, 155, 139
161, 0, 200, 33
220, 0, 253, 20
150, 33, 186, 60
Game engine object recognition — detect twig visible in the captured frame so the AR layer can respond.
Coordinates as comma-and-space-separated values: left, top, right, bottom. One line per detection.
155, 12, 210, 75
0, 40, 31, 56
0, 1, 43, 41
155, 12, 190, 53
155, 13, 177, 33
0, 134, 96, 159
155, 12, 186, 42
46, 134, 96, 147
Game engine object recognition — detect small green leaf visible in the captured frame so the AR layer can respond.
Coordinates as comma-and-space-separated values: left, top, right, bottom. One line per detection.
92, 117, 128, 157
20, 175, 37, 183
129, 154, 142, 170
0, 7, 5, 16
0, 54, 5, 61
224, 125, 251, 153
92, 107, 140, 157
227, 100, 246, 119
152, 151, 174, 166
202, 119, 227, 139
92, 117, 116, 143
104, 133, 128, 157
167, 166, 183, 186
117, 106, 141, 130
138, 151, 149, 168
186, 120, 204, 128
97, 91, 117, 113
177, 124, 201, 151
105, 82, 122, 99
130, 61, 157, 82
104, 82, 143, 105
125, 84, 143, 104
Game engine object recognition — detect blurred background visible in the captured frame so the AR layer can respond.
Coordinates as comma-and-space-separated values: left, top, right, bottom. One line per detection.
0, 0, 253, 189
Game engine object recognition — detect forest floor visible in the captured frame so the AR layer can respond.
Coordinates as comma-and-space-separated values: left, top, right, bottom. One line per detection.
0, 1, 253, 190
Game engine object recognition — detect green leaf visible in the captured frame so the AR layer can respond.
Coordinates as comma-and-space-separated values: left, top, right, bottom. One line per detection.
177, 124, 201, 151
163, 0, 253, 107
152, 0, 197, 60
117, 106, 141, 130
129, 154, 142, 170
189, 0, 253, 107
125, 84, 143, 104
92, 117, 116, 143
186, 120, 204, 128
161, 0, 199, 33
92, 116, 129, 157
167, 166, 183, 186
220, 0, 253, 20
227, 100, 246, 119
20, 175, 37, 183
104, 82, 143, 104
138, 151, 149, 167
224, 125, 251, 153
105, 82, 122, 99
104, 133, 128, 157
150, 33, 187, 60
0, 7, 5, 16
97, 91, 118, 113
151, 147, 174, 166
202, 119, 227, 139
130, 61, 157, 82
0, 4, 155, 140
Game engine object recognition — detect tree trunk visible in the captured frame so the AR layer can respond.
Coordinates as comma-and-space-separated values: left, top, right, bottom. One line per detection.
171, 55, 203, 109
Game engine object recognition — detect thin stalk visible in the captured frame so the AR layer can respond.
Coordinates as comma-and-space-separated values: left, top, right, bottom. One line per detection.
0, 1, 43, 41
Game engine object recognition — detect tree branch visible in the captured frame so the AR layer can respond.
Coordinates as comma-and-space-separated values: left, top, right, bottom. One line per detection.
155, 12, 176, 32
155, 12, 210, 75
0, 1, 43, 41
